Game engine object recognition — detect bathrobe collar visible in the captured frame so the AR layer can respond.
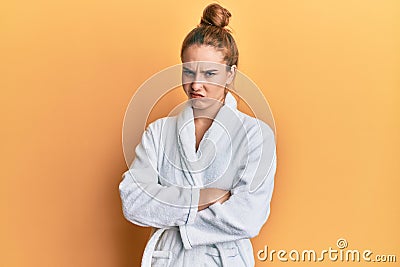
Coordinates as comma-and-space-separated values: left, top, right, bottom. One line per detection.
176, 92, 238, 186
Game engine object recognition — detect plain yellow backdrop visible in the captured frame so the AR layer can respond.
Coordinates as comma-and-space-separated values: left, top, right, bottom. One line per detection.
1, 0, 399, 266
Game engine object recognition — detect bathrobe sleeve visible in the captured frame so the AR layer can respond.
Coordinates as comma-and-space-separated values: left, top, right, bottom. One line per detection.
119, 120, 200, 228
179, 122, 276, 249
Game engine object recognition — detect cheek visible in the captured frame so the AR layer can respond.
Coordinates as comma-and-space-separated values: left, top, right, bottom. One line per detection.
213, 76, 228, 86
182, 75, 192, 86
182, 84, 190, 93
205, 84, 225, 95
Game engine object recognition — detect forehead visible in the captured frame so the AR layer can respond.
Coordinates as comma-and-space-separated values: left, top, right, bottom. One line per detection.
182, 45, 226, 64
182, 61, 227, 71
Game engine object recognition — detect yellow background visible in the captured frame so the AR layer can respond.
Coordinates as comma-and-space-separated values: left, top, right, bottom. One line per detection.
1, 0, 399, 266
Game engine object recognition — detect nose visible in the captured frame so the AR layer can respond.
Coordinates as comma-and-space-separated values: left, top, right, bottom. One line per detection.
191, 81, 203, 91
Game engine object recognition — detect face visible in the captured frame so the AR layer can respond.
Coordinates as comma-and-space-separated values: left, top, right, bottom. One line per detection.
181, 45, 235, 110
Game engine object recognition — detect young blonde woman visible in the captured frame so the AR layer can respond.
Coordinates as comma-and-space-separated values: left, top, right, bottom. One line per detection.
119, 3, 277, 266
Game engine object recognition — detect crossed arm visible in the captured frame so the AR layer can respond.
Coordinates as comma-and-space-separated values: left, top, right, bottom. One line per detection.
198, 188, 231, 210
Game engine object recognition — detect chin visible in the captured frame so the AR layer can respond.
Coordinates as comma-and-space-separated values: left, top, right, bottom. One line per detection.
194, 102, 224, 117
190, 98, 213, 109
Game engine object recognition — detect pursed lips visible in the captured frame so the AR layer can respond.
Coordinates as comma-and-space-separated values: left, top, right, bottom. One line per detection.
190, 93, 205, 98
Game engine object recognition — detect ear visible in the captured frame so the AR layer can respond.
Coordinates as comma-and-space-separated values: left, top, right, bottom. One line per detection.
226, 65, 237, 85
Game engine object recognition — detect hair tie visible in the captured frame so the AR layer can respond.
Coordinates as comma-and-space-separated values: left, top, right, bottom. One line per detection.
201, 17, 214, 27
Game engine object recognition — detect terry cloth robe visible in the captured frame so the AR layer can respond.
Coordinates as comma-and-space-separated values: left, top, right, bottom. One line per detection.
119, 92, 277, 267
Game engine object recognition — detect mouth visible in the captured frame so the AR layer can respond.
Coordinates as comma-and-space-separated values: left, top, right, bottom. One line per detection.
190, 93, 205, 98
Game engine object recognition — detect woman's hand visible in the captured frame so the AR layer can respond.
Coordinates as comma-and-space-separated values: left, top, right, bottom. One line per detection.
198, 188, 231, 211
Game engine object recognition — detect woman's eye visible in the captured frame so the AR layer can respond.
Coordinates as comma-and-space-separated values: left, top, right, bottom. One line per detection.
183, 70, 194, 76
205, 72, 216, 77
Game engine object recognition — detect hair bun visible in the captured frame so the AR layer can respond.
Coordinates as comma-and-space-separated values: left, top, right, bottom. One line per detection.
200, 3, 231, 28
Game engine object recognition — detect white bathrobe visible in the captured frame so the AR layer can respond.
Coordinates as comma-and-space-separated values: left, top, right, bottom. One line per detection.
119, 92, 277, 267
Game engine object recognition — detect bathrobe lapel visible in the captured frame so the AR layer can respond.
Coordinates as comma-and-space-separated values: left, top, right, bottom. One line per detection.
176, 102, 201, 186
176, 92, 239, 187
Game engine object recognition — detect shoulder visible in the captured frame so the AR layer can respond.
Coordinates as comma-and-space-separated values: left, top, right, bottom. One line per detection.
139, 117, 176, 150
236, 110, 275, 142
145, 116, 177, 135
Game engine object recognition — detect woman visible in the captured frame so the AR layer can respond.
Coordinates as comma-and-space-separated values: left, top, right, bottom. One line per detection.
119, 3, 277, 266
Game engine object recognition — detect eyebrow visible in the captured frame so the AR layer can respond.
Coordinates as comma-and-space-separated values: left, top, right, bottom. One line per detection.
202, 69, 219, 73
182, 67, 219, 73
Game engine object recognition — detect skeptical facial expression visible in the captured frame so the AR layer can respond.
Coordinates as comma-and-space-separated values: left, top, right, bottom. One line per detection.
181, 45, 235, 109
